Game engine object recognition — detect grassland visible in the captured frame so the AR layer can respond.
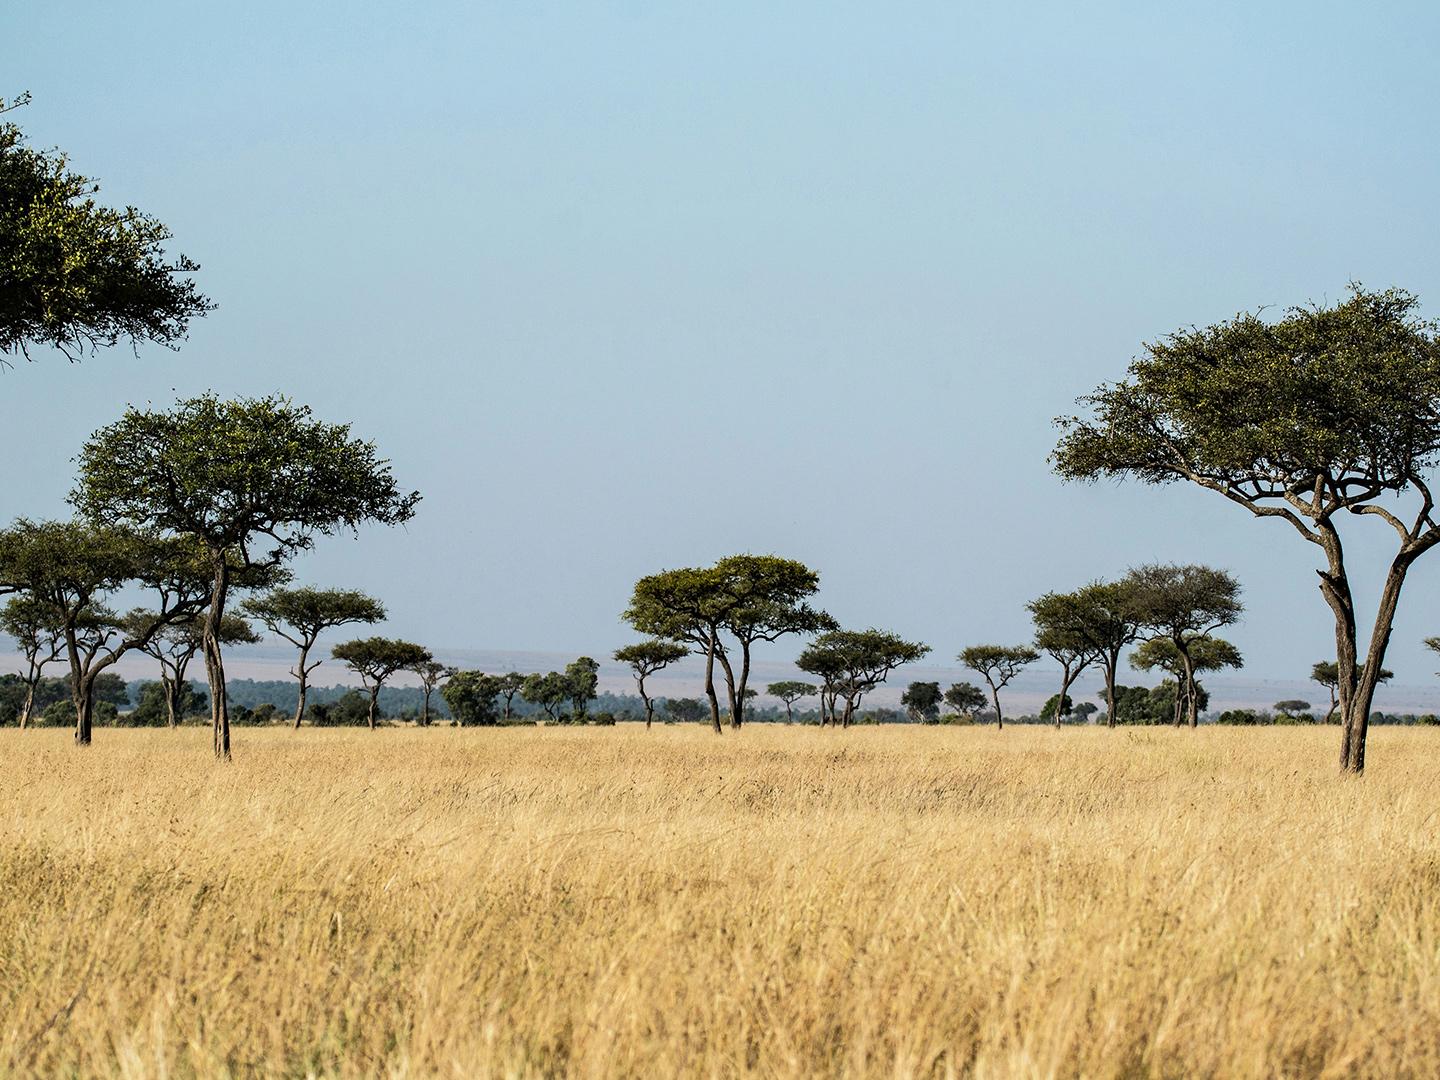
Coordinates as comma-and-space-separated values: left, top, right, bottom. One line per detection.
2, 725, 1440, 1077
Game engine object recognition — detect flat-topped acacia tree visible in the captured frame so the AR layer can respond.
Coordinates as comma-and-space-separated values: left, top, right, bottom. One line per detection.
1132, 636, 1243, 726
1127, 564, 1243, 728
72, 395, 420, 760
766, 680, 816, 724
797, 629, 930, 728
1027, 591, 1100, 731
614, 640, 688, 728
1053, 286, 1440, 772
242, 587, 387, 729
960, 645, 1039, 730
331, 637, 432, 730
1311, 661, 1392, 724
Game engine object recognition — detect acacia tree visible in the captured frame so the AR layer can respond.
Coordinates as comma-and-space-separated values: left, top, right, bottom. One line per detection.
331, 637, 432, 730
943, 681, 987, 721
73, 395, 420, 760
1131, 636, 1243, 726
0, 96, 211, 363
411, 660, 455, 726
0, 595, 64, 729
0, 521, 208, 744
496, 672, 526, 722
242, 587, 386, 728
797, 629, 930, 728
766, 680, 816, 723
1311, 660, 1392, 724
564, 657, 600, 721
960, 645, 1039, 730
624, 555, 832, 732
441, 670, 503, 726
901, 681, 943, 723
1028, 591, 1101, 731
133, 611, 258, 728
521, 671, 570, 723
615, 640, 688, 728
1054, 286, 1440, 773
1127, 564, 1243, 728
1063, 580, 1144, 730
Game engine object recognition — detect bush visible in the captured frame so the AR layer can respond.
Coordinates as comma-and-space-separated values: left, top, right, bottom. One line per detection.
590, 711, 617, 726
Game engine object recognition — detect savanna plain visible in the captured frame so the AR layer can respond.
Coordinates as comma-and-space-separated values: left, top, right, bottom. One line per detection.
3, 725, 1440, 1078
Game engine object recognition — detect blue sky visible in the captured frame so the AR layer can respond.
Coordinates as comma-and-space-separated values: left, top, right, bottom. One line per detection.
6, 2, 1440, 689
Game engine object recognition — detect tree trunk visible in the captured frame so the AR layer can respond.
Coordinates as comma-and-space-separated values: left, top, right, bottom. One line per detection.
163, 674, 180, 728
19, 681, 34, 730
421, 689, 432, 727
1103, 650, 1119, 728
989, 682, 1004, 731
1340, 557, 1411, 774
783, 701, 793, 724
1180, 648, 1199, 728
74, 688, 93, 746
368, 685, 380, 730
1055, 666, 1074, 730
732, 641, 753, 729
203, 558, 232, 761
715, 649, 739, 729
293, 644, 310, 729
638, 677, 654, 729
703, 633, 722, 734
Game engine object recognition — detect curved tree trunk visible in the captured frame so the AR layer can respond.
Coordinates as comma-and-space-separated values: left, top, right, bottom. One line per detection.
203, 558, 232, 760
1340, 558, 1411, 773
1055, 667, 1074, 730
367, 685, 380, 730
989, 682, 1004, 731
19, 682, 34, 730
703, 633, 722, 734
293, 644, 311, 729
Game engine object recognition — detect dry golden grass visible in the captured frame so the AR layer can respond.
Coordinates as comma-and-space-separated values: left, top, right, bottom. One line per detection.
3, 724, 1440, 1077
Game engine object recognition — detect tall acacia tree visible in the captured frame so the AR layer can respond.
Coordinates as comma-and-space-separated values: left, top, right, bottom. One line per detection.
72, 395, 420, 760
1027, 590, 1101, 731
331, 637, 432, 730
0, 95, 211, 363
1127, 564, 1243, 728
0, 595, 64, 729
1062, 580, 1144, 730
614, 640, 688, 728
797, 629, 929, 728
242, 587, 386, 728
625, 566, 731, 733
1054, 286, 1440, 773
960, 645, 1039, 730
1132, 636, 1243, 726
0, 521, 208, 744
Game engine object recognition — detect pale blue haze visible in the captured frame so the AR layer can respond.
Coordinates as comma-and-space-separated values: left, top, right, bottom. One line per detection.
4, 2, 1440, 693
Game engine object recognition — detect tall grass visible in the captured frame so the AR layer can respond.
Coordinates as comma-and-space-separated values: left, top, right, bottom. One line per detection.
2, 725, 1439, 1077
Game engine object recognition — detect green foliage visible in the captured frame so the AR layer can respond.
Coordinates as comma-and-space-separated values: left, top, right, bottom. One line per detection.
306, 690, 372, 727
900, 681, 942, 723
0, 101, 212, 361
564, 657, 600, 720
797, 629, 930, 725
1132, 635, 1243, 678
127, 679, 208, 726
664, 698, 708, 724
521, 671, 572, 723
73, 395, 420, 560
243, 587, 385, 649
1039, 694, 1073, 722
943, 682, 987, 719
441, 670, 504, 726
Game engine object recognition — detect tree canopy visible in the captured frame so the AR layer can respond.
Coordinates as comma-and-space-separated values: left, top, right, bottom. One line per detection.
1054, 285, 1440, 772
614, 639, 688, 728
0, 98, 212, 362
959, 644, 1039, 730
331, 637, 432, 730
797, 629, 929, 728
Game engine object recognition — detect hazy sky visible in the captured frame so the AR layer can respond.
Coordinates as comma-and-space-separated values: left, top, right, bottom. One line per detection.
6, 2, 1440, 689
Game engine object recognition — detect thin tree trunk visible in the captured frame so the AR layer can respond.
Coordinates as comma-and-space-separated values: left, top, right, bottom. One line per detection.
19, 682, 34, 730
638, 676, 653, 729
1055, 667, 1074, 730
1181, 649, 1199, 728
203, 558, 232, 761
732, 641, 753, 728
1104, 650, 1119, 728
715, 649, 739, 729
163, 673, 180, 728
989, 682, 1004, 731
703, 633, 722, 734
368, 685, 380, 730
293, 643, 310, 729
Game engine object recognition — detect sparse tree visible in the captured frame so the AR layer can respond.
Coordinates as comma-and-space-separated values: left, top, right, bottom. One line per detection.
943, 681, 988, 721
521, 671, 571, 723
960, 645, 1039, 731
73, 395, 420, 759
331, 637, 432, 730
412, 660, 456, 726
1054, 285, 1440, 773
797, 630, 930, 728
1127, 564, 1243, 728
242, 587, 386, 728
496, 671, 526, 722
1311, 660, 1392, 724
0, 595, 63, 729
1028, 590, 1101, 730
615, 640, 688, 728
134, 611, 258, 728
0, 97, 212, 363
901, 681, 943, 723
766, 680, 816, 723
1131, 635, 1243, 725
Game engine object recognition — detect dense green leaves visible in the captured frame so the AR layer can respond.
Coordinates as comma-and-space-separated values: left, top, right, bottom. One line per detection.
797, 629, 930, 728
0, 102, 212, 361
